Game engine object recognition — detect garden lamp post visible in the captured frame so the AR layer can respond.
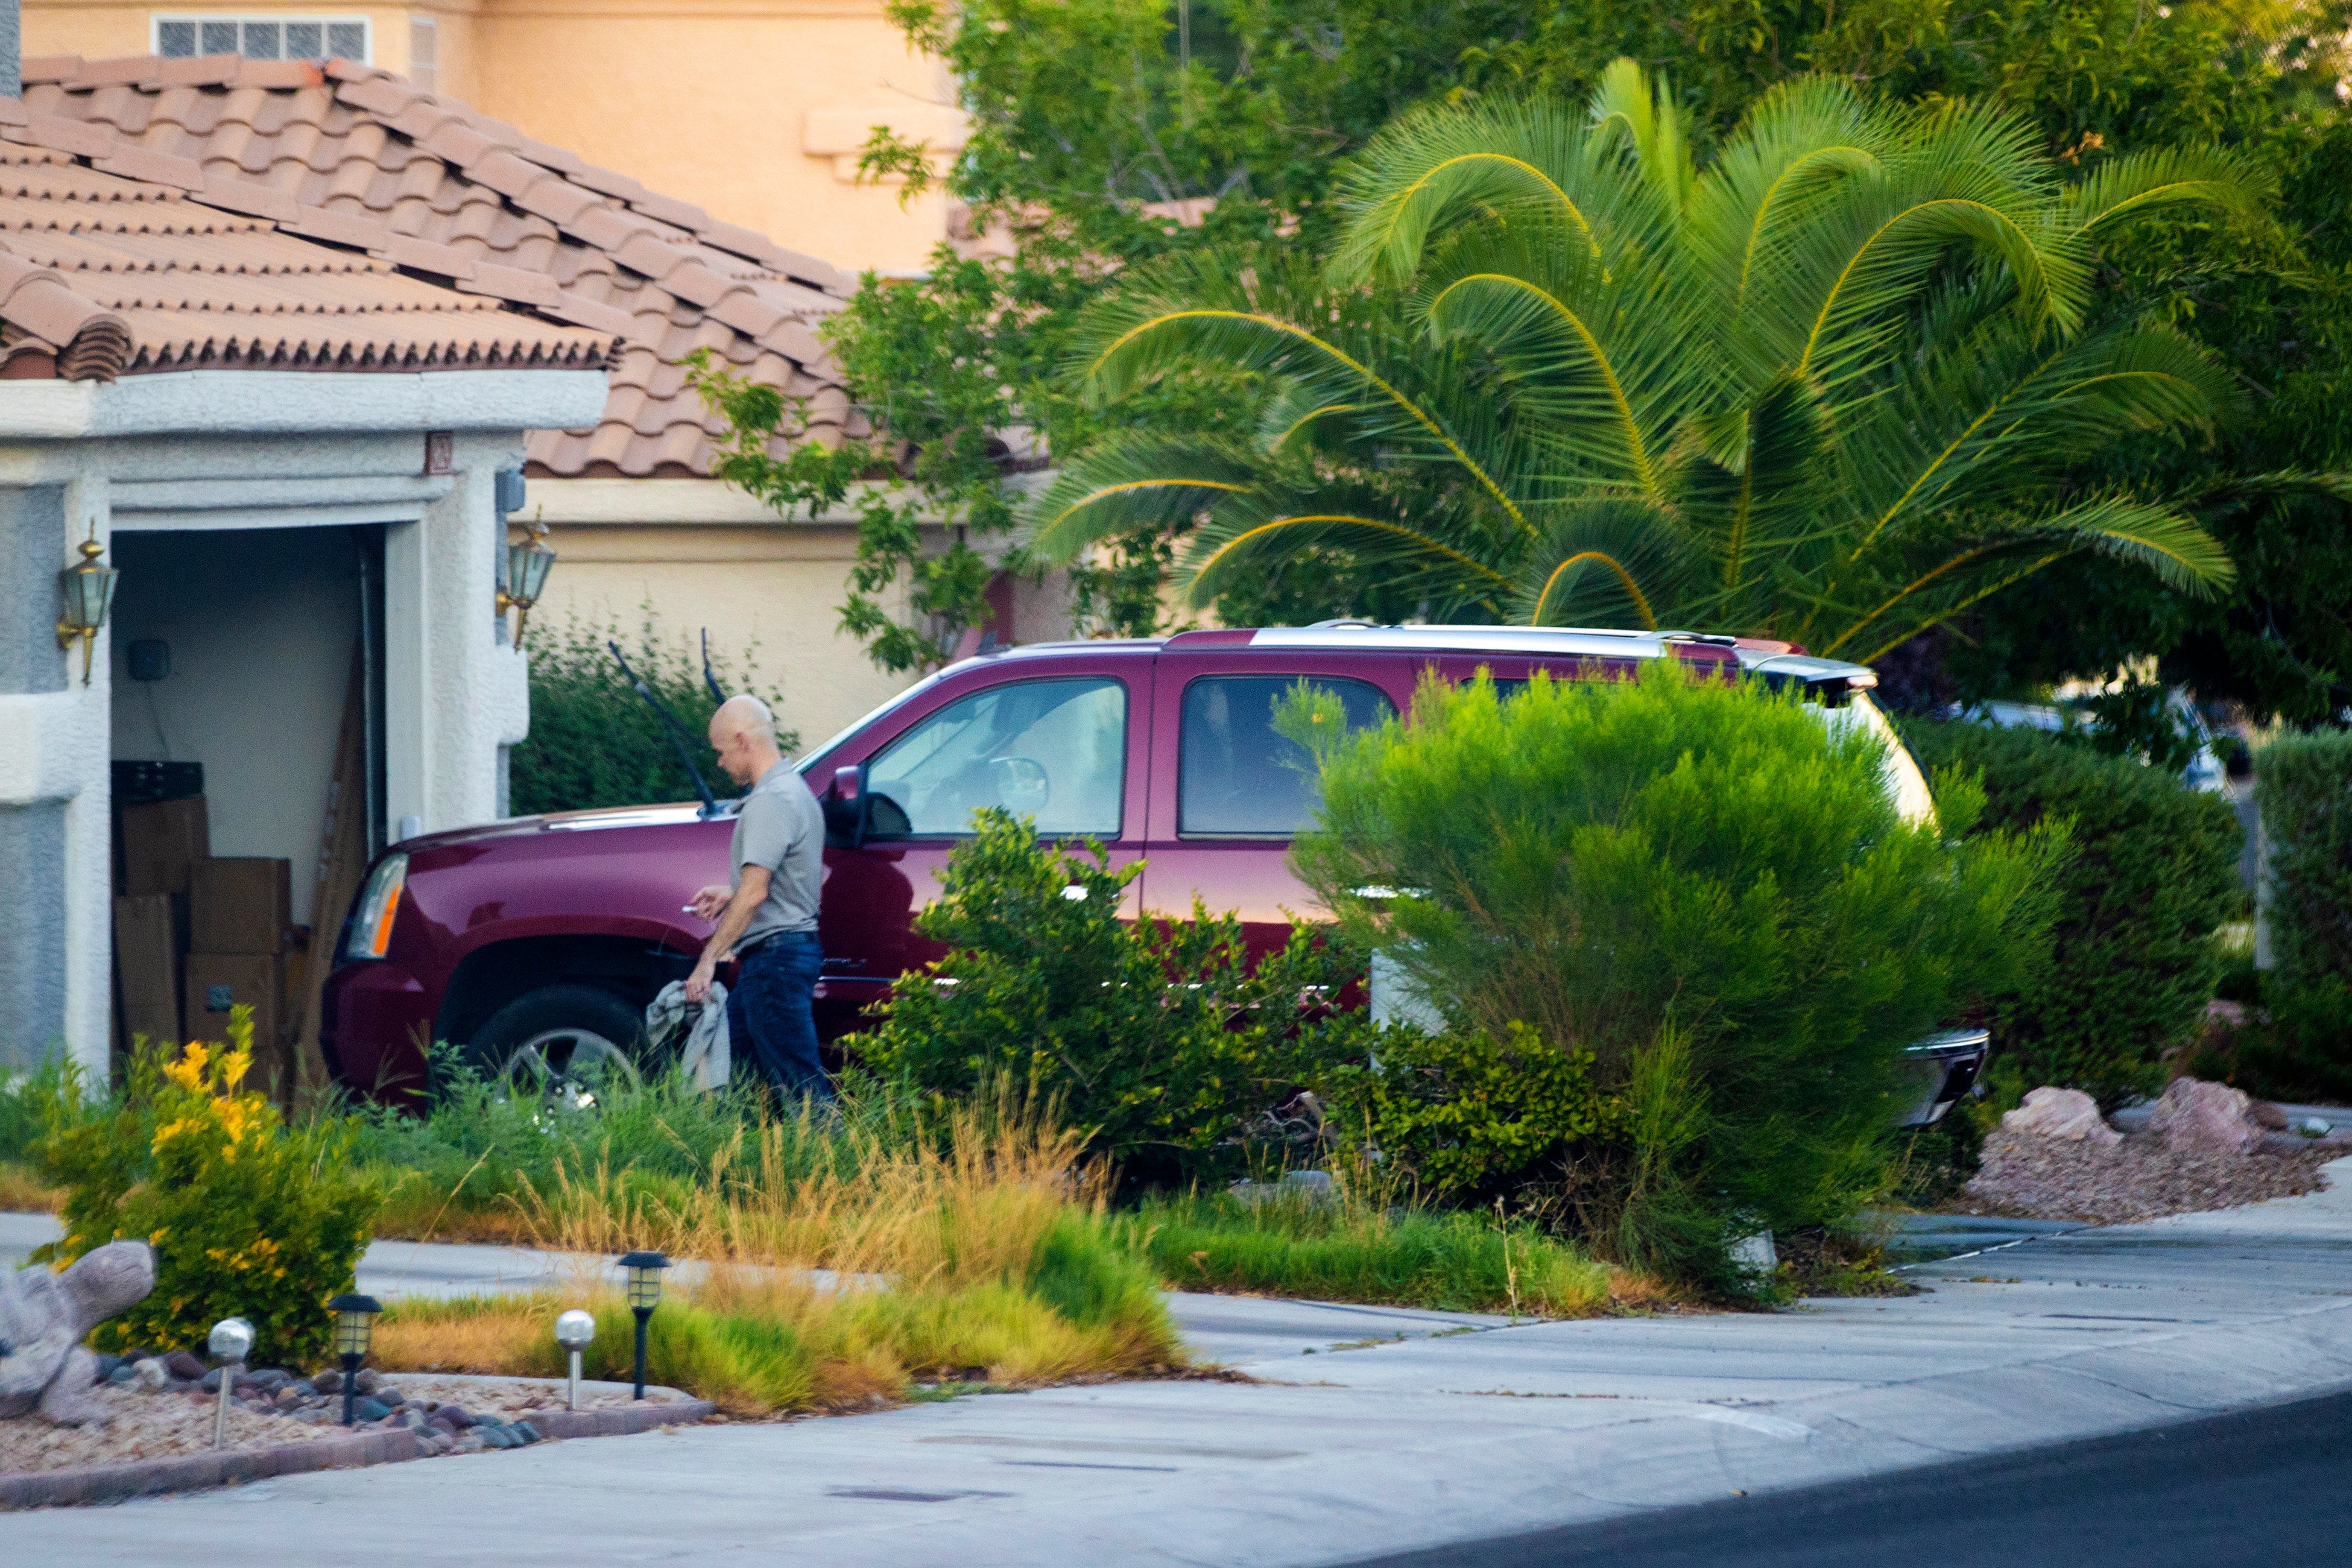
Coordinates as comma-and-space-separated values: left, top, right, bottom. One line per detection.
617, 1252, 668, 1401
328, 1293, 381, 1427
554, 1309, 596, 1412
207, 1317, 253, 1452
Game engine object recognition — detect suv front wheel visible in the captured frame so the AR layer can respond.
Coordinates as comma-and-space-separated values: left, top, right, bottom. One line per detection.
465, 983, 646, 1109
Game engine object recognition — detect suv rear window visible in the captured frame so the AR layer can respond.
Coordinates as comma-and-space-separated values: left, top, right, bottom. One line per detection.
868, 677, 1127, 836
1179, 675, 1393, 837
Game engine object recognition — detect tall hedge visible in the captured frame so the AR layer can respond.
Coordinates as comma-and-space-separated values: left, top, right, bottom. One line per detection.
2252, 730, 2352, 1098
511, 614, 795, 816
1291, 668, 2056, 1291
1903, 720, 2242, 1104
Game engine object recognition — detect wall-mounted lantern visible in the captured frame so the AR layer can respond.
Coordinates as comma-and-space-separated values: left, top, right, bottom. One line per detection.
498, 514, 557, 648
55, 526, 118, 686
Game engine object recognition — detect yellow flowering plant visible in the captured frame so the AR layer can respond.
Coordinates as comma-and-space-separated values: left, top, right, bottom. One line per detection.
31, 1007, 381, 1368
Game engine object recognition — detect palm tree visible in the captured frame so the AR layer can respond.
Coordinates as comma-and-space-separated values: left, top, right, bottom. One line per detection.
1024, 62, 2261, 661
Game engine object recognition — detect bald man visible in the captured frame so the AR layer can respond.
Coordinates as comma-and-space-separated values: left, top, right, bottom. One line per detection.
686, 695, 833, 1105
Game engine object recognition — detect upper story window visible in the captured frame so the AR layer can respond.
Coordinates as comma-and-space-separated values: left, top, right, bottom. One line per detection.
153, 16, 371, 62
408, 16, 438, 94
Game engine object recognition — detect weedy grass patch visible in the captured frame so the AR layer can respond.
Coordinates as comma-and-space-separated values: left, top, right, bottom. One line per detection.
1113, 1186, 1628, 1317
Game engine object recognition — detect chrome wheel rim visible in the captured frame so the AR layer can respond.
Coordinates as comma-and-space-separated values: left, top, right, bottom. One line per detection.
498, 1027, 641, 1110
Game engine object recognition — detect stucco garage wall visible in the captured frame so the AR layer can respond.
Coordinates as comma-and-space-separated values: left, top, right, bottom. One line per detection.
108, 526, 365, 926
531, 518, 917, 759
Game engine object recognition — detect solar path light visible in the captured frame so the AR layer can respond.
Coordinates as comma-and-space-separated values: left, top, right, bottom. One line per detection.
618, 1252, 669, 1401
207, 1317, 253, 1452
554, 1309, 596, 1411
328, 1293, 381, 1427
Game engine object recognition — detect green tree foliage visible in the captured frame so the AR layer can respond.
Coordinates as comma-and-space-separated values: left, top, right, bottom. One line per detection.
1903, 718, 2243, 1104
847, 809, 1369, 1176
510, 613, 794, 816
2246, 729, 2352, 1096
1320, 1021, 1626, 1203
1285, 663, 2059, 1285
1031, 63, 2252, 660
700, 0, 2352, 717
30, 1014, 382, 1368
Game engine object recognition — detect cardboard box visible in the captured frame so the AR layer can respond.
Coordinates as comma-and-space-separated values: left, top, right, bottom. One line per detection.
183, 952, 284, 1052
120, 797, 209, 897
112, 894, 182, 1049
191, 857, 292, 955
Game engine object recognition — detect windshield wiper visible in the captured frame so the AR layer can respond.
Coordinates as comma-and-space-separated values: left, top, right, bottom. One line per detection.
700, 628, 726, 706
606, 640, 721, 820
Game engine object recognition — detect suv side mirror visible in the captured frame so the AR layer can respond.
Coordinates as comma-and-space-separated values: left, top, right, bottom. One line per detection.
822, 765, 871, 849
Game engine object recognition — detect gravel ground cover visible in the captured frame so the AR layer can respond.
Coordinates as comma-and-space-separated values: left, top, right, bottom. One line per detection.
0, 1361, 691, 1478
1962, 1133, 2339, 1225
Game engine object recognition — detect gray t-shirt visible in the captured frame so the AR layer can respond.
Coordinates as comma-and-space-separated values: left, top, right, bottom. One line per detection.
729, 760, 826, 946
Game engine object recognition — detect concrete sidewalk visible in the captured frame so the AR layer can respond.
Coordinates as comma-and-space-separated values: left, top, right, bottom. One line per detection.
6, 1155, 2348, 1565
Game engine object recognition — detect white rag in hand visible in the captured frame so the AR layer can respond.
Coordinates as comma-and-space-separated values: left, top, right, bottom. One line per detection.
644, 979, 730, 1090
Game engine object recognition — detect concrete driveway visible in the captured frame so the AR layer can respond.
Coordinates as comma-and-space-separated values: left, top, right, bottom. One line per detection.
5, 1158, 2348, 1565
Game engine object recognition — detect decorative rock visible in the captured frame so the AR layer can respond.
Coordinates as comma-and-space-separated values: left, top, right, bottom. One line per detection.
514, 1421, 543, 1444
352, 1368, 381, 1395
2249, 1100, 2290, 1131
0, 1240, 159, 1426
434, 1404, 475, 1430
312, 1368, 343, 1394
162, 1349, 207, 1382
90, 1353, 124, 1384
130, 1358, 169, 1393
106, 1362, 139, 1386
2148, 1078, 2264, 1155
350, 1396, 392, 1423
2001, 1087, 2122, 1146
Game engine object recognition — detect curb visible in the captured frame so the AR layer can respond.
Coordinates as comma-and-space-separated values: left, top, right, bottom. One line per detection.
0, 1400, 716, 1510
521, 1399, 719, 1440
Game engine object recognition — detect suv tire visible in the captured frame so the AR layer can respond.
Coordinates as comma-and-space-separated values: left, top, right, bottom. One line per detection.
464, 983, 647, 1108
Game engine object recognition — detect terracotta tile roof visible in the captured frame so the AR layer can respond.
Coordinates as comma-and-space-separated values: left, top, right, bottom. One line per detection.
19, 54, 865, 478
0, 138, 613, 381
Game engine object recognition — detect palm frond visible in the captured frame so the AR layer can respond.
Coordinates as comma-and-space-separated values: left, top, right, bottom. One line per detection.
2064, 145, 2275, 236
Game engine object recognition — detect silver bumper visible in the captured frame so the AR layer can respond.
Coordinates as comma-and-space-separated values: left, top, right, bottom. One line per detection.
1898, 1028, 1991, 1128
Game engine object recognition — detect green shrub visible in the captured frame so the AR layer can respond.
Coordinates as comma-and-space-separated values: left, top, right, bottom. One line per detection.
1902, 719, 2244, 1105
849, 810, 1368, 1179
2248, 730, 2352, 1099
511, 612, 797, 816
1320, 1021, 1626, 1203
31, 1010, 382, 1368
1287, 665, 2057, 1290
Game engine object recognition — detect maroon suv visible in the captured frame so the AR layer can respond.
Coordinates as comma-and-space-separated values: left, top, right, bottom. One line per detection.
323, 623, 1982, 1121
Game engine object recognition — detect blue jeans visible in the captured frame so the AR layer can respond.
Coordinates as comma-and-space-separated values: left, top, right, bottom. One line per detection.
727, 931, 833, 1106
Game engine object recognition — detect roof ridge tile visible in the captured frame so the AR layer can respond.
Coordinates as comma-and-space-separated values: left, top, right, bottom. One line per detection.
420, 121, 498, 168
196, 175, 300, 223
16, 113, 115, 160
374, 232, 477, 279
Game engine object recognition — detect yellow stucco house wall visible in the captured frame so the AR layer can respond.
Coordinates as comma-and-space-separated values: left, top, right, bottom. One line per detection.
25, 0, 966, 276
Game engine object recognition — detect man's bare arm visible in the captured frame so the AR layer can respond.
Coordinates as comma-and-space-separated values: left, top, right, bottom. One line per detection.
686, 865, 770, 1001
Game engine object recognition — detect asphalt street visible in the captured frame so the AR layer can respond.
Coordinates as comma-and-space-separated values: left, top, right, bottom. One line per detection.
1348, 1389, 2352, 1568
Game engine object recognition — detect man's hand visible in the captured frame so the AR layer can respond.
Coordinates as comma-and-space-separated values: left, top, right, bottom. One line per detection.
688, 884, 730, 920
687, 866, 771, 1007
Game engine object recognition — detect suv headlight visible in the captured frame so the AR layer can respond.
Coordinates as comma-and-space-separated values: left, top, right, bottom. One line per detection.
344, 853, 408, 961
